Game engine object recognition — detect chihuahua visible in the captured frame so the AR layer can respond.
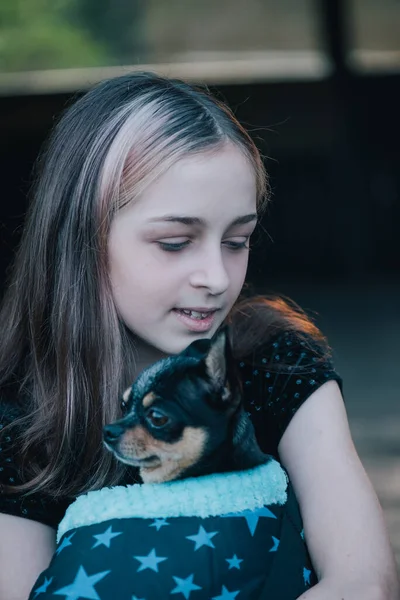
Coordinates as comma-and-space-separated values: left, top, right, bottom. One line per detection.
103, 328, 269, 483
31, 329, 315, 600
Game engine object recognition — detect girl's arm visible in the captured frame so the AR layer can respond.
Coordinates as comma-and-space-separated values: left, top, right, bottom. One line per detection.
0, 513, 56, 600
278, 380, 399, 600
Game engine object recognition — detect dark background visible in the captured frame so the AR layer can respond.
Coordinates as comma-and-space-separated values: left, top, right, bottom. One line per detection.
1, 74, 399, 285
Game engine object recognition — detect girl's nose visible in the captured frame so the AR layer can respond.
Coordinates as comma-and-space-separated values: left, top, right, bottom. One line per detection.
189, 250, 230, 296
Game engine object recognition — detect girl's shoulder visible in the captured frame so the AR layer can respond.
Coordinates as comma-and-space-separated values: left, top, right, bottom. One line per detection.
236, 328, 343, 456
0, 393, 72, 529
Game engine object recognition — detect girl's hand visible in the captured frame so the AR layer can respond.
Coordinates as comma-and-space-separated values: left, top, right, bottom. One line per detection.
279, 380, 399, 600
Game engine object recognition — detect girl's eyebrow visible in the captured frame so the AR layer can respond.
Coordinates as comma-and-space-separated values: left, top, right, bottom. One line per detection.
147, 213, 258, 227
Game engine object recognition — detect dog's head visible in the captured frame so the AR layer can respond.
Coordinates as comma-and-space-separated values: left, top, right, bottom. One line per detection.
103, 328, 241, 483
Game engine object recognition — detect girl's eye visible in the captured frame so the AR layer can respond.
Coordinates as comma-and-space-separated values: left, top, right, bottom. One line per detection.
223, 238, 250, 250
157, 238, 250, 252
146, 409, 170, 428
157, 241, 190, 252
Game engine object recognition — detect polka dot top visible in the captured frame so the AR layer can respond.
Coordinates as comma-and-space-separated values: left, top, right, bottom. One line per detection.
0, 329, 342, 529
237, 330, 342, 457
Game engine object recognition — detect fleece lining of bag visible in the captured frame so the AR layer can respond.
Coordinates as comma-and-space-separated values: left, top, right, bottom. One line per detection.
57, 459, 288, 542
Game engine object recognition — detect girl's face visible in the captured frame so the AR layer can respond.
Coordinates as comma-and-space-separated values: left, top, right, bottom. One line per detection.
108, 144, 257, 360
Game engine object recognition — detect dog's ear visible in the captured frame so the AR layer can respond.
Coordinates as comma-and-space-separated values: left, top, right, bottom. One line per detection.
204, 328, 228, 388
181, 329, 229, 386
184, 329, 240, 409
205, 328, 240, 407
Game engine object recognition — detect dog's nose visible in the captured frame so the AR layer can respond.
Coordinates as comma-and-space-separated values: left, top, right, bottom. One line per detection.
103, 423, 125, 444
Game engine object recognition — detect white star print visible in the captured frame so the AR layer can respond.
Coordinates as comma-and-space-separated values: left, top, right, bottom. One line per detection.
170, 573, 202, 599
32, 576, 53, 597
186, 525, 218, 551
303, 567, 312, 586
149, 518, 170, 531
56, 532, 76, 555
225, 554, 243, 569
53, 565, 110, 600
269, 536, 280, 552
92, 525, 122, 549
133, 548, 168, 572
212, 585, 240, 599
221, 506, 276, 536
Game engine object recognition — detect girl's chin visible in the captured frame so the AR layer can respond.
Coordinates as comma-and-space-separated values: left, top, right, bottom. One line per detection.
132, 315, 225, 357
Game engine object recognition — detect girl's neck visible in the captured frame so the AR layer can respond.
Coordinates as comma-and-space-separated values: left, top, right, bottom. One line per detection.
132, 336, 168, 379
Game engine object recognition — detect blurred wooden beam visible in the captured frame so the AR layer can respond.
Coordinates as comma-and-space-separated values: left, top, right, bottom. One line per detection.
318, 0, 350, 78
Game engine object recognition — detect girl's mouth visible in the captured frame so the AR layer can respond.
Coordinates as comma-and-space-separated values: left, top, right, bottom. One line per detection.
173, 308, 218, 332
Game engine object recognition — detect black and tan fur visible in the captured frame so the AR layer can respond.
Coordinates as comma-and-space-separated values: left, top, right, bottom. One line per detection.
103, 328, 268, 483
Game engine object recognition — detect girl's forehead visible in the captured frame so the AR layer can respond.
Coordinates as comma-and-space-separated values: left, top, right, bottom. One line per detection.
126, 146, 257, 222
162, 144, 254, 180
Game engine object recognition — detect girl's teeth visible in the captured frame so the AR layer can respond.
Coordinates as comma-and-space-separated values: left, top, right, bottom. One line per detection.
180, 309, 209, 319
190, 311, 203, 319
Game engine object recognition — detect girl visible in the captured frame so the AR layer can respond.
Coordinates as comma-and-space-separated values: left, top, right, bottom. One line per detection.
0, 72, 398, 599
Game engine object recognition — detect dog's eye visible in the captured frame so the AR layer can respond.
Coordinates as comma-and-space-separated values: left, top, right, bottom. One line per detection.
121, 387, 132, 413
146, 409, 169, 428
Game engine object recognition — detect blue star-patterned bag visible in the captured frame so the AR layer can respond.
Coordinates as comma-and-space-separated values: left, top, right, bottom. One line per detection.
30, 460, 316, 600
